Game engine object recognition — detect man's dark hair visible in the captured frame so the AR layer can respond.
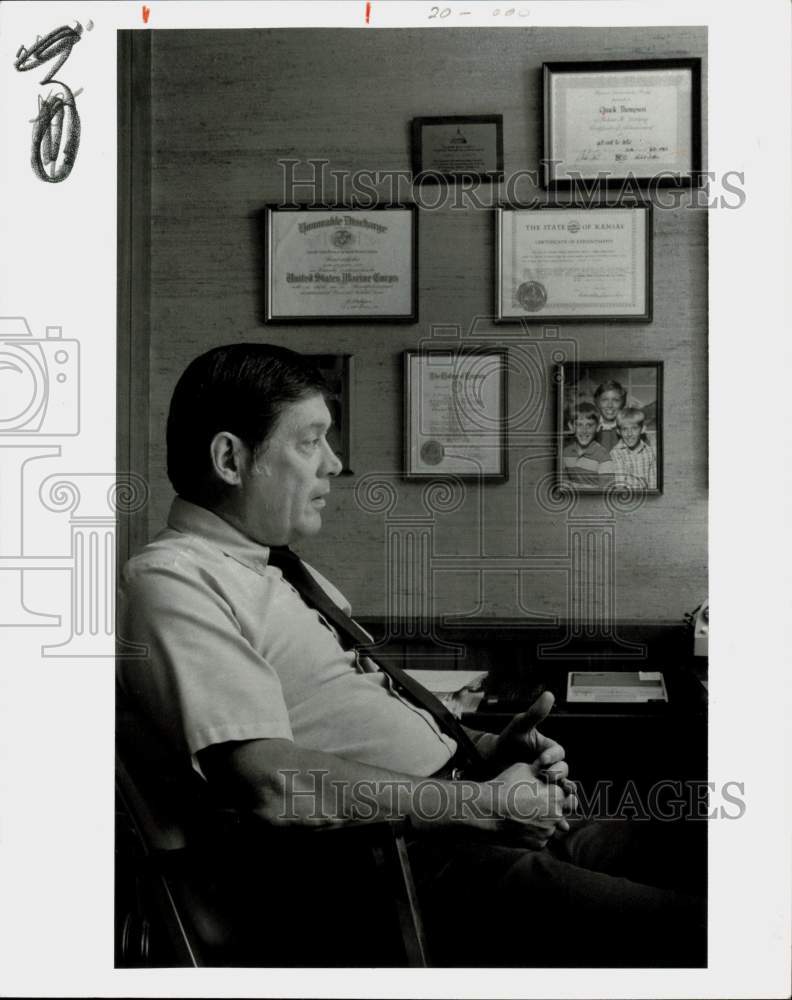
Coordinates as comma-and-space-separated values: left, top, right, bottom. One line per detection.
166, 343, 328, 504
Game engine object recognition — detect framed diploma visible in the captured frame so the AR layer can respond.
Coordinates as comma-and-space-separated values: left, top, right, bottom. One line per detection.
495, 204, 652, 322
543, 59, 702, 188
265, 206, 417, 322
307, 354, 354, 473
404, 350, 508, 481
557, 360, 663, 495
411, 115, 504, 184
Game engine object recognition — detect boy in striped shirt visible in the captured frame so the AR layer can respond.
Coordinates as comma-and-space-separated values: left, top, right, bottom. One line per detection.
562, 402, 615, 488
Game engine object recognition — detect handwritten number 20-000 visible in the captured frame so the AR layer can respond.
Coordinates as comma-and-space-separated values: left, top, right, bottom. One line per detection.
14, 22, 86, 183
428, 6, 528, 17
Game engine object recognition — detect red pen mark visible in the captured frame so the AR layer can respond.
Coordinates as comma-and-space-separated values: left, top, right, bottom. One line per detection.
142, 5, 150, 23
364, 2, 371, 24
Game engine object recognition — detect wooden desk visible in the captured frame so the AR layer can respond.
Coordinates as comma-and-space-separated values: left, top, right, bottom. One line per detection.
465, 658, 708, 807
359, 617, 708, 808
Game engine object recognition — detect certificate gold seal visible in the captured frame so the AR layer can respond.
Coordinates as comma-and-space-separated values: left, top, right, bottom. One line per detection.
420, 440, 445, 466
517, 280, 547, 312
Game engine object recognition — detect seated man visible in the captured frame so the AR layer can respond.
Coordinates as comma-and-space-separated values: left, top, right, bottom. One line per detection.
118, 344, 705, 967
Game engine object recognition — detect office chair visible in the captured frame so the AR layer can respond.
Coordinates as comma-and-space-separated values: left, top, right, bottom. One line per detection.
115, 696, 429, 967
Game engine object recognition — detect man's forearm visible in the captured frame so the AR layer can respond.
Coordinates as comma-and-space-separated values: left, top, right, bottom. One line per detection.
200, 737, 500, 833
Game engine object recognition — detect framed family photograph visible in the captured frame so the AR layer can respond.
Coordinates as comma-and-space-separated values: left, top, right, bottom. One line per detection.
308, 354, 354, 473
411, 114, 504, 184
404, 349, 508, 481
495, 204, 652, 322
543, 58, 702, 188
557, 361, 663, 494
265, 205, 418, 322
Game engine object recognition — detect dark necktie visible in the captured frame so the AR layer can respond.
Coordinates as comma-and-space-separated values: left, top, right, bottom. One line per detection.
267, 546, 485, 776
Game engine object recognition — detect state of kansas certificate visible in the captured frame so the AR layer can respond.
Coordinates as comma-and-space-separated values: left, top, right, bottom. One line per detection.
266, 206, 417, 322
495, 205, 651, 322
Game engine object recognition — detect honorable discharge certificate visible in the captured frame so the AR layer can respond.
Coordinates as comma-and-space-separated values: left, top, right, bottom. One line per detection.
267, 209, 413, 319
497, 206, 648, 320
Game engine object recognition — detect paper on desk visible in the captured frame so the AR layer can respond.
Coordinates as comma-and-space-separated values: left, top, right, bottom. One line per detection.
404, 669, 488, 693
404, 669, 488, 718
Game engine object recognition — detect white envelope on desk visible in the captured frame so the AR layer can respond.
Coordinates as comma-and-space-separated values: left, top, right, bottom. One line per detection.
567, 670, 668, 703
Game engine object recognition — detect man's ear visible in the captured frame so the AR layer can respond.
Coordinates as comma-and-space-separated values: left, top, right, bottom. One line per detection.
209, 431, 249, 487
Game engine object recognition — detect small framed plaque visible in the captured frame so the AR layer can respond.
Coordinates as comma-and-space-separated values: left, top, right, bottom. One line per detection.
308, 354, 354, 474
556, 360, 663, 495
411, 115, 504, 184
543, 59, 702, 188
404, 349, 508, 481
265, 205, 417, 323
495, 203, 652, 322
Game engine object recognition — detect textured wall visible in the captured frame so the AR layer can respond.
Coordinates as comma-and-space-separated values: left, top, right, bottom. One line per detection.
143, 26, 708, 621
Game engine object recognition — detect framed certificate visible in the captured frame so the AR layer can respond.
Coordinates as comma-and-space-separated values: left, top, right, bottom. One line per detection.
265, 206, 417, 322
543, 59, 702, 188
557, 360, 663, 495
495, 204, 652, 322
404, 350, 508, 481
411, 115, 504, 184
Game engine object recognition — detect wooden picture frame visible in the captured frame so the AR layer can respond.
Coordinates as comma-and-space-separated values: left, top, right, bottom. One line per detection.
265, 205, 418, 323
404, 349, 508, 481
543, 58, 702, 189
495, 203, 652, 323
556, 360, 663, 495
411, 114, 504, 184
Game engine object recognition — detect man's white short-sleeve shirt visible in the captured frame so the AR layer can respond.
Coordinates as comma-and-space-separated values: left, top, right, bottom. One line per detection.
118, 498, 457, 776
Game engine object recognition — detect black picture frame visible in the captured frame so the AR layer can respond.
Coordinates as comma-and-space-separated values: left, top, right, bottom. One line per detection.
411, 115, 504, 185
495, 203, 653, 323
308, 354, 354, 474
543, 58, 702, 189
265, 205, 418, 323
556, 360, 664, 495
404, 349, 508, 481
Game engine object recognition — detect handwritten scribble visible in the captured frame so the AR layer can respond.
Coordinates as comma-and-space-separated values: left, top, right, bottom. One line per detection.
14, 22, 87, 184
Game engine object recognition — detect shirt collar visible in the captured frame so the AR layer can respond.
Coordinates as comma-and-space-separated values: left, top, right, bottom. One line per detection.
615, 439, 647, 453
167, 497, 273, 573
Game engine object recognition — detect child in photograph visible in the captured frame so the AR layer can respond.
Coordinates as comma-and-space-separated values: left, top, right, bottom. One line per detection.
593, 380, 627, 453
610, 407, 657, 489
562, 402, 615, 488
